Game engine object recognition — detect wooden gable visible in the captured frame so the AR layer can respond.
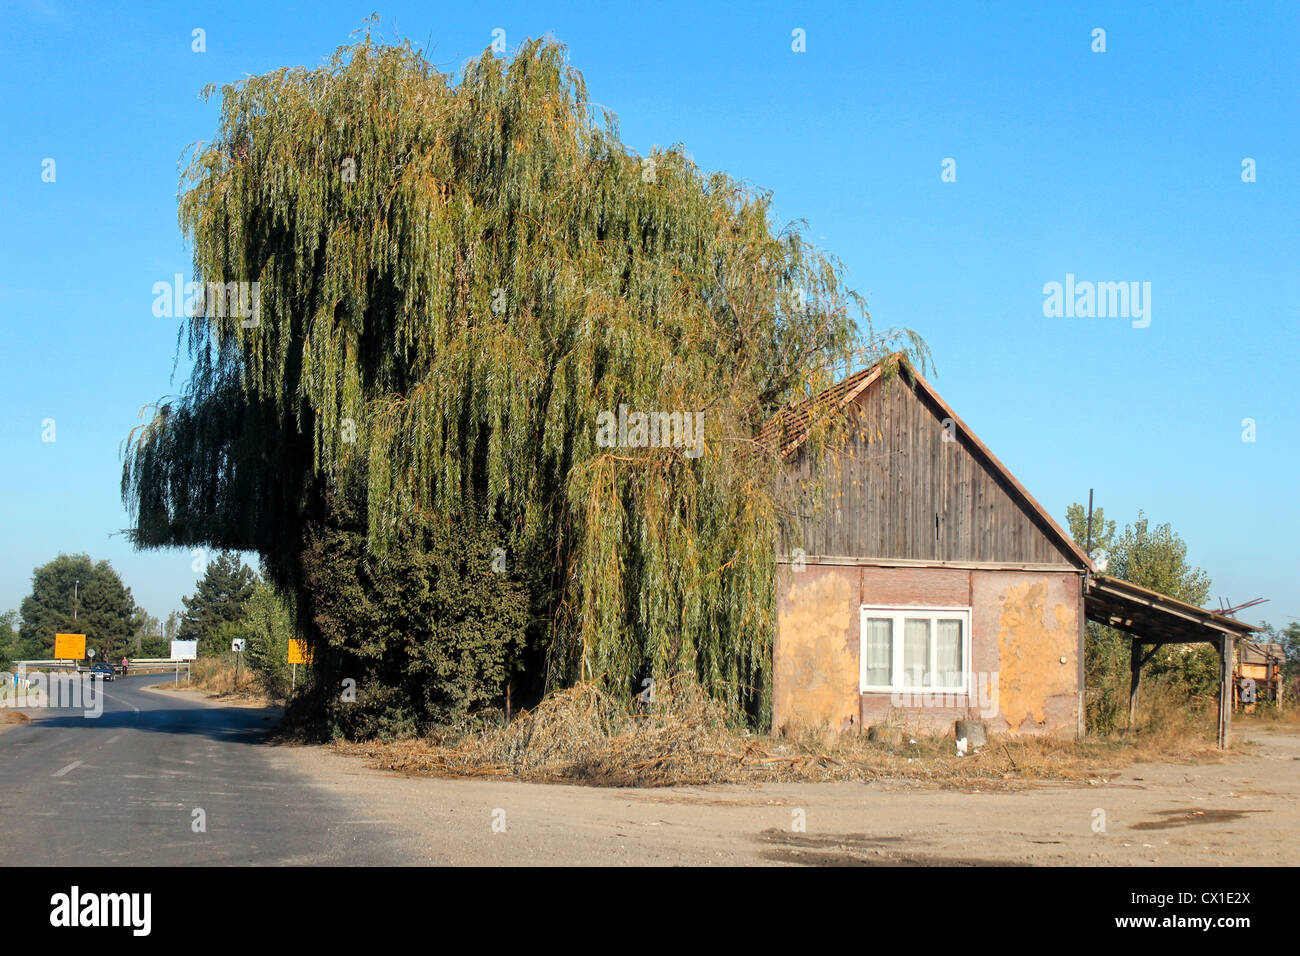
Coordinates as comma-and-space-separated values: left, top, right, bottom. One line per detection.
778, 365, 1088, 567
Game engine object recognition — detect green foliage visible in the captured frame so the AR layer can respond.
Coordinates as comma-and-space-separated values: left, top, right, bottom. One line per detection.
240, 582, 298, 699
18, 554, 136, 662
1067, 502, 1127, 733
208, 620, 249, 663
128, 608, 167, 658
1065, 502, 1115, 563
120, 29, 925, 725
0, 610, 18, 669
1276, 621, 1300, 677
179, 551, 259, 656
1110, 514, 1211, 606
139, 634, 171, 658
1111, 513, 1217, 697
296, 479, 530, 739
1067, 504, 1217, 733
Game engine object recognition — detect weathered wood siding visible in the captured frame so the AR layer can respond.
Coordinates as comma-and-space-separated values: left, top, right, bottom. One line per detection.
779, 375, 1073, 565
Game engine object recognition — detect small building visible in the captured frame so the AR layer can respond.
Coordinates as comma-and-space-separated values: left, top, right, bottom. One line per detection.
767, 356, 1256, 743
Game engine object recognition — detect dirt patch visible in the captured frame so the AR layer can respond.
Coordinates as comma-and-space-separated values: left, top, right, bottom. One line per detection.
756, 829, 1017, 866
268, 725, 1300, 865
628, 793, 794, 808
1129, 808, 1270, 830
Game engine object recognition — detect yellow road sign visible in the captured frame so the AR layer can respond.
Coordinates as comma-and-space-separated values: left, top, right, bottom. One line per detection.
288, 638, 312, 665
54, 633, 86, 660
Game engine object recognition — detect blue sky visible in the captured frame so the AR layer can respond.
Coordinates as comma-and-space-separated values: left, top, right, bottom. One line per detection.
1, 1, 1296, 631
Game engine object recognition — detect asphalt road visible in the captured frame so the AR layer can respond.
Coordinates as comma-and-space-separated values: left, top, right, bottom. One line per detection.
4, 675, 1296, 866
0, 675, 408, 865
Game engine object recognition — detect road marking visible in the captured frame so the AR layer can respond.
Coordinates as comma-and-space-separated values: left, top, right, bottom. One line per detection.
52, 760, 83, 778
101, 691, 140, 713
107, 735, 121, 744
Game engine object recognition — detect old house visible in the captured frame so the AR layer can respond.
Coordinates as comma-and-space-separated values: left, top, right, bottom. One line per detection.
768, 355, 1256, 743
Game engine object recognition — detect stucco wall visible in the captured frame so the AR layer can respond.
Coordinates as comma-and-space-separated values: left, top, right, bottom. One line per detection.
774, 564, 1082, 736
972, 570, 1081, 734
773, 564, 860, 733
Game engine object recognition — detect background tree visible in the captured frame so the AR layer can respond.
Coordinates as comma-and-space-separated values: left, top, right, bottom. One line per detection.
1067, 504, 1216, 733
0, 610, 19, 668
129, 608, 170, 658
129, 608, 159, 656
178, 551, 258, 656
238, 581, 301, 700
1065, 502, 1115, 566
1111, 513, 1217, 697
1109, 514, 1211, 605
18, 554, 136, 662
1067, 503, 1126, 733
121, 30, 925, 727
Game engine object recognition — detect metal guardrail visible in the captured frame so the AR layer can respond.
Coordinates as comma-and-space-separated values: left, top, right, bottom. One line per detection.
10, 660, 84, 671
9, 659, 193, 675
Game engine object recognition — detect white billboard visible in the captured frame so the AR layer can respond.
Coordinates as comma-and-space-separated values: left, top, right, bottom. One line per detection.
170, 639, 198, 661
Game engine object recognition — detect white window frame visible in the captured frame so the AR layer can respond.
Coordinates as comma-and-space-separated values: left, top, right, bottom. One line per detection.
859, 605, 972, 696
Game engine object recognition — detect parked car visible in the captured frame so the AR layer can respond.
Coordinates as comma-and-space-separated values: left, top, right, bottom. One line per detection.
88, 662, 115, 681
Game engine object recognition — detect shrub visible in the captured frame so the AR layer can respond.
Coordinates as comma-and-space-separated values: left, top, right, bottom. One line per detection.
293, 479, 530, 740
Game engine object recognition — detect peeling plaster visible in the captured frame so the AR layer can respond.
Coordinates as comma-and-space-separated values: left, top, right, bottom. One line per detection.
775, 570, 859, 731
995, 580, 1077, 732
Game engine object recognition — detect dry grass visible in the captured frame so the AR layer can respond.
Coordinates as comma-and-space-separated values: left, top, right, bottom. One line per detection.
334, 678, 1235, 790
1234, 703, 1300, 733
153, 657, 273, 703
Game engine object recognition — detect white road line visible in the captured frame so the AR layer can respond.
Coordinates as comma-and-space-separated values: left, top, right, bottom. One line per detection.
107, 735, 121, 744
101, 690, 140, 713
52, 760, 83, 778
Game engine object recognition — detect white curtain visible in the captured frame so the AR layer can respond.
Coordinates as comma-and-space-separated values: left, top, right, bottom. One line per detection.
903, 618, 931, 688
865, 618, 892, 685
936, 619, 963, 687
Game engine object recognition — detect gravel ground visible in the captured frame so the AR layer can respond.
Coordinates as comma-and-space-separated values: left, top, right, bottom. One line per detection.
275, 722, 1300, 866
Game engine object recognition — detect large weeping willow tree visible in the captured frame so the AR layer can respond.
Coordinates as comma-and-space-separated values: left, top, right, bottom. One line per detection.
123, 29, 923, 721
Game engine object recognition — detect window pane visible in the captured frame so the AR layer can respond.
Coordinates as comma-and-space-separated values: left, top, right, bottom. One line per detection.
865, 618, 892, 686
936, 619, 963, 686
903, 618, 930, 688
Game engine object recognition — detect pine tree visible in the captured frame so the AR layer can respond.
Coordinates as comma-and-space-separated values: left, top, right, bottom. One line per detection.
178, 551, 258, 655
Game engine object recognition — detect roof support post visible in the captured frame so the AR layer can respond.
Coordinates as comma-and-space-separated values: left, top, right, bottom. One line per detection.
1128, 639, 1144, 731
1218, 635, 1234, 749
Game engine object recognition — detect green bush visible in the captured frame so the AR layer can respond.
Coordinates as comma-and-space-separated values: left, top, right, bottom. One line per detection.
242, 583, 298, 699
292, 479, 530, 740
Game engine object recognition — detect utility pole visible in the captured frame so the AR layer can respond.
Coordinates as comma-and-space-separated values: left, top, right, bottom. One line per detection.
1085, 489, 1094, 559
